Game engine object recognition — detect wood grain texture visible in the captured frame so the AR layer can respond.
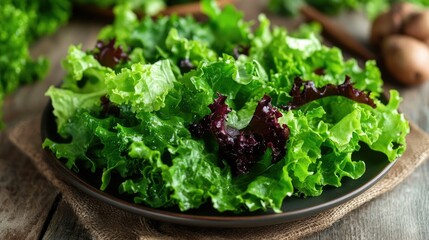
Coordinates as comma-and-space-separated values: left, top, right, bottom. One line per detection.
42, 199, 91, 240
398, 82, 429, 132
304, 160, 429, 240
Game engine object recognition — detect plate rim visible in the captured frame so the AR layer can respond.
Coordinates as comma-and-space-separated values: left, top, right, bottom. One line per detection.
40, 101, 397, 228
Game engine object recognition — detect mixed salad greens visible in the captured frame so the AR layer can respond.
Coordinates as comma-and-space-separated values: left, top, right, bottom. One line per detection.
269, 0, 429, 19
0, 0, 198, 129
43, 0, 409, 213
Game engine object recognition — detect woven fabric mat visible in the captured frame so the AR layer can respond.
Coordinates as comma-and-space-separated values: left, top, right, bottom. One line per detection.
7, 116, 429, 240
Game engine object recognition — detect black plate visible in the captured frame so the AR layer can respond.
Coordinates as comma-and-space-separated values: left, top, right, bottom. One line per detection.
41, 102, 397, 228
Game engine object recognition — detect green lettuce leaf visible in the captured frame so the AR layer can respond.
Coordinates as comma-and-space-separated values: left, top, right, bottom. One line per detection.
120, 139, 171, 208
202, 0, 251, 54
0, 3, 49, 95
42, 112, 116, 172
106, 60, 176, 113
164, 28, 217, 66
61, 45, 113, 93
45, 86, 106, 136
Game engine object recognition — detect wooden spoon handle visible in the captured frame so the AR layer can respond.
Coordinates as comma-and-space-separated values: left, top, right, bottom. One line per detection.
300, 5, 375, 61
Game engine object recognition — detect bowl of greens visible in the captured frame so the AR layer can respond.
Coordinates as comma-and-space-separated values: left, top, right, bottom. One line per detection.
42, 0, 409, 227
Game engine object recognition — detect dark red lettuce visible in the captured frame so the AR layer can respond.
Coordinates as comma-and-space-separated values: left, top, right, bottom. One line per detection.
282, 76, 376, 110
233, 45, 250, 59
100, 95, 120, 117
190, 94, 290, 175
93, 39, 129, 68
178, 58, 196, 73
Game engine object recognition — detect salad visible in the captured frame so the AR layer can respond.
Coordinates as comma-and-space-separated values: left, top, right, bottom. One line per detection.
43, 0, 409, 213
0, 0, 206, 129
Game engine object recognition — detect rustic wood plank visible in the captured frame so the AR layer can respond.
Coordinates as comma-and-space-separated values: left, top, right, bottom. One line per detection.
304, 159, 429, 240
398, 83, 429, 132
0, 135, 58, 240
42, 199, 91, 240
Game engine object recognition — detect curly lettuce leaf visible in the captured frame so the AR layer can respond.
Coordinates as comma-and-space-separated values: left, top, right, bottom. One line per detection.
164, 28, 217, 66
42, 112, 116, 172
167, 139, 234, 211
158, 57, 268, 124
99, 9, 214, 64
105, 60, 176, 113
202, 0, 252, 54
0, 2, 60, 129
45, 86, 106, 136
367, 90, 409, 160
250, 19, 383, 107
97, 3, 139, 46
120, 140, 171, 208
0, 4, 49, 95
61, 45, 113, 93
198, 57, 267, 109
3, 0, 71, 40
280, 92, 408, 197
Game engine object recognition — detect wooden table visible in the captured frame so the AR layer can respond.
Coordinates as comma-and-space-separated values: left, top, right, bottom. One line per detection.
1, 0, 428, 239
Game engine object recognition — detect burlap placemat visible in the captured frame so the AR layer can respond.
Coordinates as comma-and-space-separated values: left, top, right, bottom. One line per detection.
7, 116, 429, 240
